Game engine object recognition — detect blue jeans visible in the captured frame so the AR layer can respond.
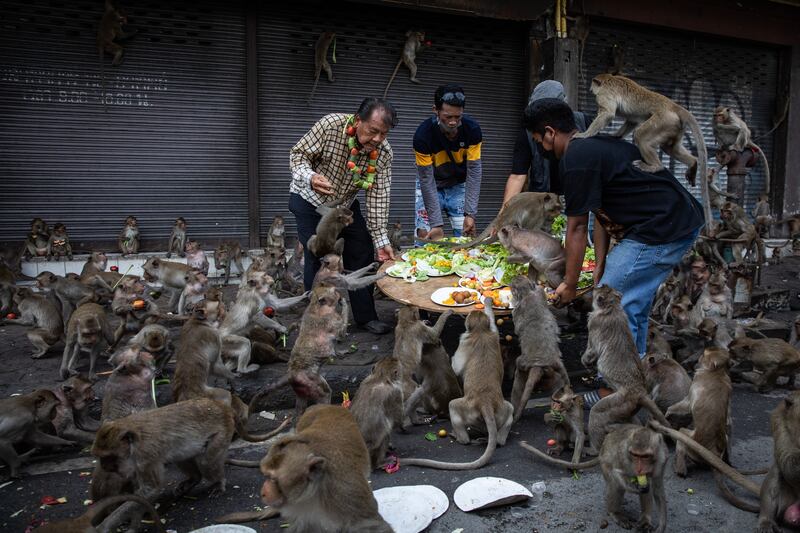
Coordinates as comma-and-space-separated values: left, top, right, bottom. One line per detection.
599, 229, 699, 357
415, 179, 465, 238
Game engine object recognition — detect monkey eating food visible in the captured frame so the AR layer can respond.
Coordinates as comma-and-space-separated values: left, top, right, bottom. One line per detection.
0, 287, 63, 358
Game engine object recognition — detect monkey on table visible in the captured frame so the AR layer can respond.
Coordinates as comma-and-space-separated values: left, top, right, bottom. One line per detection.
524, 98, 704, 362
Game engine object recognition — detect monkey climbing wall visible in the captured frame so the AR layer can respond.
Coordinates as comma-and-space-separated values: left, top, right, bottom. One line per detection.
576, 20, 780, 215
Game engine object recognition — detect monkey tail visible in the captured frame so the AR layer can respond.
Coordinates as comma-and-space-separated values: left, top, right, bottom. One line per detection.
519, 440, 600, 470
382, 58, 403, 99
214, 507, 279, 523
713, 470, 760, 513
225, 457, 263, 468
648, 421, 761, 496
235, 415, 292, 443
638, 395, 670, 428
682, 109, 711, 223
400, 406, 499, 470
88, 494, 165, 532
750, 143, 771, 193
308, 74, 320, 105
248, 374, 291, 415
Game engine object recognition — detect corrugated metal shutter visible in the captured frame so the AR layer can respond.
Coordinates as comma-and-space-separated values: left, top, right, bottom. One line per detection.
258, 3, 527, 240
577, 20, 779, 213
0, 0, 248, 249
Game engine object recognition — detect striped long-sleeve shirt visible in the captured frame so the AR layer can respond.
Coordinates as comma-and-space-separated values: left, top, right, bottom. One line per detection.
289, 113, 393, 249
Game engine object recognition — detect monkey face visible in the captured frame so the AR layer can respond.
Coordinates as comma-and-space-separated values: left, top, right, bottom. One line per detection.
62, 376, 96, 410
175, 218, 186, 229
336, 208, 354, 226
592, 285, 621, 310
726, 338, 753, 361
35, 272, 58, 288
260, 438, 324, 508
124, 216, 137, 227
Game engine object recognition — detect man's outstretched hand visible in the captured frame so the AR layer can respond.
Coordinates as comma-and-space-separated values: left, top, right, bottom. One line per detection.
554, 282, 577, 308
377, 245, 395, 262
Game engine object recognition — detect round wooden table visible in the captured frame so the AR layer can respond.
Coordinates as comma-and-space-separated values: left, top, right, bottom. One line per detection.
375, 261, 512, 316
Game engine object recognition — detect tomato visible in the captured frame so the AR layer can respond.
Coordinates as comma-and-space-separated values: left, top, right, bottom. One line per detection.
346, 126, 356, 136
369, 150, 378, 160
547, 438, 557, 447
6, 313, 17, 320
346, 161, 356, 169
367, 165, 376, 173
263, 306, 275, 317
350, 148, 359, 156
110, 266, 119, 272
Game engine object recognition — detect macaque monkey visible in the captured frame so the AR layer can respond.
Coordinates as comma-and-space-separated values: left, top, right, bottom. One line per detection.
178, 270, 209, 314
61, 302, 114, 379
307, 204, 354, 257
727, 335, 800, 391
404, 341, 462, 425
790, 314, 800, 351
758, 391, 800, 531
110, 276, 160, 349
214, 241, 245, 285
0, 389, 75, 478
166, 217, 187, 258
388, 221, 405, 252
249, 284, 347, 416
36, 271, 107, 326
645, 350, 691, 415
118, 215, 139, 256
266, 215, 286, 249
498, 226, 565, 288
351, 357, 404, 469
34, 494, 164, 533
772, 213, 800, 239
670, 295, 696, 330
646, 326, 672, 358
80, 252, 123, 287
142, 256, 191, 311
651, 273, 681, 322
102, 346, 157, 421
0, 279, 15, 316
713, 106, 771, 192
401, 300, 514, 470
0, 288, 63, 358
691, 270, 733, 322
308, 31, 336, 102
717, 201, 764, 264
438, 192, 562, 249
706, 169, 738, 211
47, 374, 99, 444
127, 323, 172, 373
607, 43, 625, 75
752, 193, 773, 237
46, 223, 73, 260
523, 425, 668, 533
97, 0, 136, 112
575, 73, 711, 221
695, 226, 728, 268
184, 240, 209, 275
383, 30, 426, 97
258, 405, 393, 532
263, 247, 289, 286
509, 276, 570, 423
771, 246, 783, 265
581, 286, 669, 454
21, 217, 50, 258
542, 384, 586, 464
287, 241, 305, 280
312, 254, 386, 333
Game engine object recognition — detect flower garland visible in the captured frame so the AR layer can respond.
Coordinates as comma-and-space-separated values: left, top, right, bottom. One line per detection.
345, 116, 378, 190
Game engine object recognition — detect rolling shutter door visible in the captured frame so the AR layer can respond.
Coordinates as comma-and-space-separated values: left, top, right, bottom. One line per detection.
258, 3, 527, 240
0, 0, 248, 249
577, 21, 779, 213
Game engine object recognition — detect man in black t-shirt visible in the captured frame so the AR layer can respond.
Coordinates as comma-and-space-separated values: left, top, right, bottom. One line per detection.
523, 98, 705, 358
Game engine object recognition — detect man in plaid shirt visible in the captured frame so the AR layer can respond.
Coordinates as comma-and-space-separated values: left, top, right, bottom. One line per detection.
289, 97, 398, 335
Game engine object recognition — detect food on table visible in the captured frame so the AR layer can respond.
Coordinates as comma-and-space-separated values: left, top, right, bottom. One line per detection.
482, 288, 514, 309
443, 290, 478, 306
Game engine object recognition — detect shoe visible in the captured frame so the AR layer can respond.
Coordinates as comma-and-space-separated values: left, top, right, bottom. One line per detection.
582, 387, 614, 409
362, 320, 392, 335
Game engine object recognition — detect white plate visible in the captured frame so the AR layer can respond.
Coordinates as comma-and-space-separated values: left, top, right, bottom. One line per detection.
190, 526, 257, 533
386, 263, 412, 278
490, 288, 515, 310
453, 476, 533, 512
374, 487, 434, 533
430, 287, 481, 307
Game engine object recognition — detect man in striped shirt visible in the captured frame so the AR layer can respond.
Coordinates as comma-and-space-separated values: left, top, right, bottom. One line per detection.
288, 97, 397, 335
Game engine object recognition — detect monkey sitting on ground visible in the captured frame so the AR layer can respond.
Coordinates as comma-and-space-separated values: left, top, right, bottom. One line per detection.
307, 204, 354, 257
266, 215, 286, 249
102, 345, 157, 422
185, 240, 209, 275
351, 357, 404, 469
581, 286, 669, 454
542, 384, 585, 464
645, 350, 691, 416
0, 389, 76, 478
36, 271, 106, 326
0, 288, 63, 358
34, 494, 165, 533
727, 334, 800, 391
691, 270, 732, 322
177, 270, 209, 314
713, 105, 771, 192
128, 323, 173, 375
21, 217, 50, 259
404, 340, 462, 425
141, 256, 191, 312
118, 215, 139, 256
109, 276, 160, 350
509, 276, 570, 423
257, 405, 393, 532
61, 302, 114, 380
401, 299, 514, 470
214, 241, 245, 285
46, 223, 73, 260
47, 374, 99, 444
522, 425, 668, 533
383, 30, 426, 97
166, 217, 187, 258
498, 226, 565, 288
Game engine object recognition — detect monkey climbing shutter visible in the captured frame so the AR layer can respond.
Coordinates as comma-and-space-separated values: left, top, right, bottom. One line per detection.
0, 0, 248, 248
576, 20, 779, 214
257, 4, 527, 240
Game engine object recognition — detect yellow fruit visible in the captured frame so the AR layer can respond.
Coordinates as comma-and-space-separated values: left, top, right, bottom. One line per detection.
505, 335, 513, 342
438, 429, 447, 438
496, 318, 504, 326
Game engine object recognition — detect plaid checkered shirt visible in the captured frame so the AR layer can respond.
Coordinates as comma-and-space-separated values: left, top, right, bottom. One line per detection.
289, 113, 393, 248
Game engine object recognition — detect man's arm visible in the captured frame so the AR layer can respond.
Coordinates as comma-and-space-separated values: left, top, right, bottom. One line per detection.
555, 214, 589, 306
417, 163, 444, 229
592, 220, 609, 284
366, 146, 394, 260
463, 139, 482, 235
502, 174, 527, 206
289, 117, 327, 190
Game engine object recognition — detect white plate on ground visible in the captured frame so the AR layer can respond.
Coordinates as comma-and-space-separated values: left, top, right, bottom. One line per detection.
374, 486, 435, 533
430, 287, 481, 307
453, 476, 533, 512
190, 526, 257, 533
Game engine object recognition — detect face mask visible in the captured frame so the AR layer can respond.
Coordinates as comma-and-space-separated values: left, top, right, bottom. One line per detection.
437, 117, 460, 136
536, 140, 558, 162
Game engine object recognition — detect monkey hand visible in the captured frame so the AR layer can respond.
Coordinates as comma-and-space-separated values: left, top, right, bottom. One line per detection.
426, 226, 444, 241
553, 282, 576, 308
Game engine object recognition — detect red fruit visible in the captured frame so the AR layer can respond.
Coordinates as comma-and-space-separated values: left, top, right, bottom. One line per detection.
367, 165, 376, 173
369, 150, 378, 160
547, 438, 557, 447
110, 266, 119, 272
425, 40, 432, 46
132, 299, 146, 310
350, 148, 359, 156
263, 306, 275, 318
346, 126, 356, 136
346, 161, 356, 169
6, 313, 17, 320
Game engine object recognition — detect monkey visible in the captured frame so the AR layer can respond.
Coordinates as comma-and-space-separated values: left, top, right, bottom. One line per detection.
436, 192, 562, 249
46, 222, 73, 260
383, 30, 426, 97
508, 276, 570, 423
669, 294, 697, 331
97, 0, 136, 112
36, 271, 108, 327
607, 42, 625, 75
403, 341, 462, 425
391, 306, 453, 400
0, 389, 75, 478
498, 225, 565, 288
102, 345, 157, 421
752, 193, 773, 237
350, 357, 405, 469
306, 204, 354, 258
542, 384, 586, 464
0, 278, 15, 316
308, 31, 336, 103
33, 494, 164, 533
569, 14, 591, 86
61, 302, 114, 379
257, 404, 393, 532
177, 269, 209, 314
400, 299, 515, 470
522, 425, 668, 533
265, 215, 286, 250
644, 350, 691, 415
706, 168, 738, 212
771, 246, 783, 265
183, 239, 209, 275
166, 216, 187, 258
79, 251, 123, 287
645, 324, 672, 359
651, 272, 682, 323
574, 73, 712, 222
47, 374, 99, 444
713, 105, 771, 192
581, 286, 669, 454
727, 335, 800, 392
691, 269, 733, 323
118, 215, 139, 256
791, 314, 800, 351
0, 287, 63, 358
214, 241, 245, 285
109, 276, 160, 350
694, 225, 728, 268
388, 221, 405, 253
676, 318, 736, 370
141, 256, 191, 311
127, 325, 175, 373
717, 200, 764, 264
249, 283, 347, 417
21, 217, 50, 259
772, 213, 800, 239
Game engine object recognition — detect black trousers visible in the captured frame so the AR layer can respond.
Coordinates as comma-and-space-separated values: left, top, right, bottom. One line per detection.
289, 193, 378, 324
